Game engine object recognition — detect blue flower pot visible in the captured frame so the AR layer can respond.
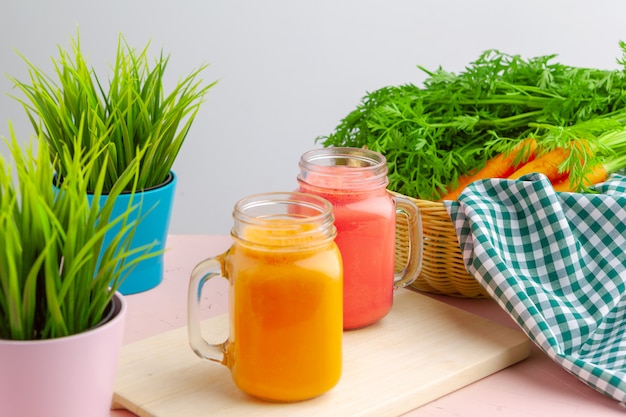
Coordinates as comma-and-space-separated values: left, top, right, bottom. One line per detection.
87, 172, 178, 294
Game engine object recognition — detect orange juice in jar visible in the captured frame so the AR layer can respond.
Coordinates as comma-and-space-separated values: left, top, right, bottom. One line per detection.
188, 192, 343, 402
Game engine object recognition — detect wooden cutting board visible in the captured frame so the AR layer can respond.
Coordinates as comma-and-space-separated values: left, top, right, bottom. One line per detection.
112, 289, 530, 417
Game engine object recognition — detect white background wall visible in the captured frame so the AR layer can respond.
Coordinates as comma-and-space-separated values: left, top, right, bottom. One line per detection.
2, 0, 626, 235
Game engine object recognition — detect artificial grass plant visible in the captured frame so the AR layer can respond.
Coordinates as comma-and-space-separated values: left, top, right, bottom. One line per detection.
0, 125, 156, 340
9, 32, 217, 192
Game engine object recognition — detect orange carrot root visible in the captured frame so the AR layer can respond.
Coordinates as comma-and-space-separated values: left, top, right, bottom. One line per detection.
507, 146, 571, 182
552, 163, 608, 192
439, 138, 537, 201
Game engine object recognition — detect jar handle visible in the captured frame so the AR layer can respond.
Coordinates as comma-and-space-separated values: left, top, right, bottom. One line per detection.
393, 195, 423, 289
187, 254, 230, 365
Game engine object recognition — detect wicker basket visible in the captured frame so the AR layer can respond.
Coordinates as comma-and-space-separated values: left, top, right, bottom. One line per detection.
393, 192, 489, 298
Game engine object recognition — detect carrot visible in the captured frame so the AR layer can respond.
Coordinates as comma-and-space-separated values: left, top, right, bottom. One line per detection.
507, 146, 574, 183
439, 138, 537, 201
552, 151, 626, 192
552, 163, 608, 192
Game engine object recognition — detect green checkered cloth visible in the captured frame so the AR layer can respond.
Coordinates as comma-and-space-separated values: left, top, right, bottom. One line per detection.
445, 172, 626, 404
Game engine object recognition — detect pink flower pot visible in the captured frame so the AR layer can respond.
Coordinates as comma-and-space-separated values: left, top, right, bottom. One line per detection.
0, 292, 127, 417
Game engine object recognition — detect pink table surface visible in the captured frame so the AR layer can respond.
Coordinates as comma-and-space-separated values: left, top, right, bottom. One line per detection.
110, 235, 626, 417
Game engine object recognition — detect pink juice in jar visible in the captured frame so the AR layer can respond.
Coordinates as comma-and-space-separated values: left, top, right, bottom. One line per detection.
297, 148, 423, 330
321, 189, 396, 329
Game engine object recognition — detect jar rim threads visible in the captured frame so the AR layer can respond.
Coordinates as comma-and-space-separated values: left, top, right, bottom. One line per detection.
298, 147, 389, 190
231, 191, 337, 249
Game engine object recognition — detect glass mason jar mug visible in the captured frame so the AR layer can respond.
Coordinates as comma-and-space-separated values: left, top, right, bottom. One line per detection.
187, 192, 343, 402
297, 147, 423, 330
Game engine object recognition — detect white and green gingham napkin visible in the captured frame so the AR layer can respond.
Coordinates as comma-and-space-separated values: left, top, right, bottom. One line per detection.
445, 173, 626, 404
